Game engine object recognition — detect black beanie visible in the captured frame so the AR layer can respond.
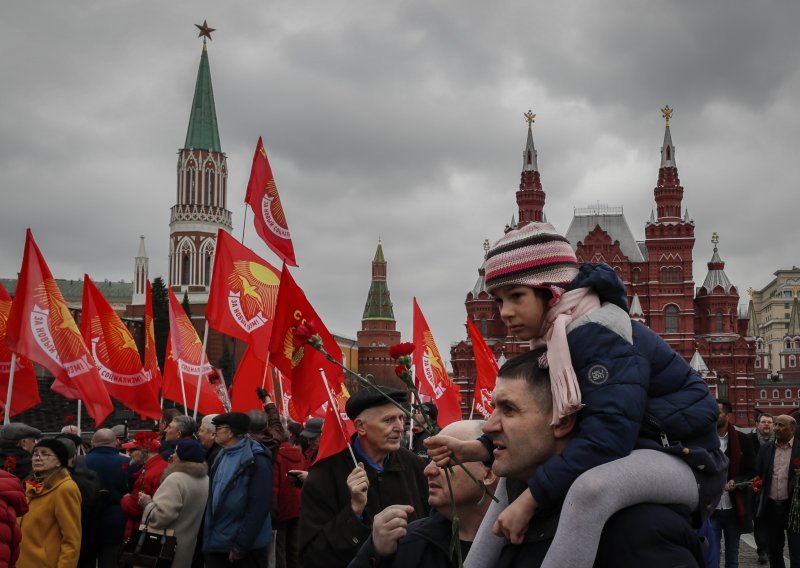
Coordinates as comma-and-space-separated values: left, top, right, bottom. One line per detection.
34, 438, 69, 468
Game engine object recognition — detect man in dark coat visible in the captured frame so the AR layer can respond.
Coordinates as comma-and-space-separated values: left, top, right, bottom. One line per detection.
711, 399, 756, 567
85, 427, 131, 568
750, 412, 774, 564
755, 414, 800, 568
299, 386, 429, 568
349, 420, 497, 568
0, 422, 40, 481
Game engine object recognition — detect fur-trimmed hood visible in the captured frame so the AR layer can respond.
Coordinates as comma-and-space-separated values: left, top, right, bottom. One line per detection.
161, 460, 208, 482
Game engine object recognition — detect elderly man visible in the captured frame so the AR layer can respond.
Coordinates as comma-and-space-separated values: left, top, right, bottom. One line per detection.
299, 386, 429, 568
198, 413, 221, 466
204, 412, 273, 567
429, 349, 706, 568
0, 422, 41, 480
85, 428, 131, 567
350, 420, 497, 567
755, 414, 800, 568
751, 413, 775, 564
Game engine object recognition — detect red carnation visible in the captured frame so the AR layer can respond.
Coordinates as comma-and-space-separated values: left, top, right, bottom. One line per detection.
389, 343, 415, 359
795, 458, 799, 466
4, 457, 16, 473
64, 415, 75, 425
753, 486, 760, 494
394, 364, 409, 378
293, 320, 320, 350
121, 462, 130, 470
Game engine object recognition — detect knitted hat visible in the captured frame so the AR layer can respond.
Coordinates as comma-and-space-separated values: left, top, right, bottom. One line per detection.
484, 222, 579, 295
34, 438, 69, 468
175, 439, 206, 463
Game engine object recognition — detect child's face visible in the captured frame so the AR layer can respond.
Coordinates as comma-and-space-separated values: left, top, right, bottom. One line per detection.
493, 285, 549, 341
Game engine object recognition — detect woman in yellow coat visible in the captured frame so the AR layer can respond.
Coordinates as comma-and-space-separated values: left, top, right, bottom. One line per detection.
18, 438, 81, 568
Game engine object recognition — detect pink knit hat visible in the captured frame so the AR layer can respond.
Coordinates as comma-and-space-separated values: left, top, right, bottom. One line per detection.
484, 222, 579, 295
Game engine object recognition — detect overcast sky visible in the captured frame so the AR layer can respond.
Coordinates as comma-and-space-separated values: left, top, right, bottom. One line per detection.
2, 2, 799, 370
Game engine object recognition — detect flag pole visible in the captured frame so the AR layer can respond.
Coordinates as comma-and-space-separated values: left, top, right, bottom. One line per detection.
260, 351, 272, 390
77, 400, 82, 433
319, 369, 357, 467
408, 365, 416, 450
277, 370, 289, 417
193, 321, 210, 421
3, 354, 16, 425
178, 364, 189, 416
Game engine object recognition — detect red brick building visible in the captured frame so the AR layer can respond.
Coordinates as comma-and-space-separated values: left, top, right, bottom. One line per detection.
451, 108, 757, 425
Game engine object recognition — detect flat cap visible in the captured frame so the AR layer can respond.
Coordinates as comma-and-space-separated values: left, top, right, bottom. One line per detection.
0, 422, 42, 442
300, 417, 323, 439
212, 412, 251, 436
345, 386, 408, 420
111, 424, 128, 439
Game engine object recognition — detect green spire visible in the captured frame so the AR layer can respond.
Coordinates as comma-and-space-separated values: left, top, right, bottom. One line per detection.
184, 43, 221, 152
362, 240, 395, 320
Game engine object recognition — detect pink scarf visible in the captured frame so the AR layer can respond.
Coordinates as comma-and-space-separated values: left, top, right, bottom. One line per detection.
532, 287, 601, 424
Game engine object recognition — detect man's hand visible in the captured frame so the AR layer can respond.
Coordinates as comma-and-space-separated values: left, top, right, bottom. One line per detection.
347, 463, 369, 516
493, 489, 537, 545
255, 387, 269, 402
228, 551, 241, 562
372, 504, 415, 556
424, 435, 489, 467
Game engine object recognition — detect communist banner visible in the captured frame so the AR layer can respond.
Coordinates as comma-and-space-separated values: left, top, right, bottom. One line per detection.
230, 344, 271, 413
314, 380, 355, 465
206, 229, 280, 359
467, 318, 498, 419
143, 280, 162, 391
0, 282, 40, 419
412, 298, 462, 427
5, 230, 113, 425
163, 290, 224, 415
81, 275, 161, 420
267, 267, 343, 421
244, 137, 298, 267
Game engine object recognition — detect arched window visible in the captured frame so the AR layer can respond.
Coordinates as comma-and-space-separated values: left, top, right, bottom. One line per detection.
633, 268, 640, 284
181, 254, 190, 286
205, 169, 214, 205
204, 254, 212, 286
773, 389, 780, 399
716, 313, 724, 333
188, 169, 196, 204
760, 389, 766, 399
790, 355, 797, 368
755, 357, 761, 368
665, 305, 679, 333
787, 389, 793, 399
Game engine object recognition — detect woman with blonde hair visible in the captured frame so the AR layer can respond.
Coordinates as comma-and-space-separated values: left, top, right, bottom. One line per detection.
18, 438, 81, 567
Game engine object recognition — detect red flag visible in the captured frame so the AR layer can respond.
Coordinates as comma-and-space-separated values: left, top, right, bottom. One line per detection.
81, 275, 161, 420
244, 137, 297, 266
0, 282, 40, 418
314, 381, 355, 465
206, 229, 280, 358
267, 268, 344, 421
162, 290, 224, 415
412, 299, 462, 427
230, 344, 273, 412
5, 230, 113, 425
143, 280, 163, 390
467, 319, 498, 419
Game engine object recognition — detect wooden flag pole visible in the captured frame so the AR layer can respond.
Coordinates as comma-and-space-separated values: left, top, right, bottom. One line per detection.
3, 354, 16, 425
193, 321, 210, 421
260, 351, 272, 390
320, 369, 358, 467
77, 400, 82, 433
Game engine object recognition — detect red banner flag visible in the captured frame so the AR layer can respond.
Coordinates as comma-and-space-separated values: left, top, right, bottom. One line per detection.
4, 230, 113, 425
467, 319, 498, 419
143, 280, 163, 391
412, 299, 462, 427
230, 344, 272, 413
163, 290, 224, 415
244, 137, 297, 267
81, 275, 162, 420
0, 282, 40, 418
206, 229, 280, 358
314, 380, 355, 465
267, 267, 344, 421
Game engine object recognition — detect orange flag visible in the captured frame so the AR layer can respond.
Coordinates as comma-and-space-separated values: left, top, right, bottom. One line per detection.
81, 275, 162, 420
162, 290, 224, 415
412, 298, 462, 427
467, 319, 498, 419
143, 280, 163, 391
0, 282, 40, 418
4, 230, 113, 425
230, 344, 272, 412
314, 380, 355, 465
267, 267, 344, 421
244, 137, 298, 267
206, 229, 280, 358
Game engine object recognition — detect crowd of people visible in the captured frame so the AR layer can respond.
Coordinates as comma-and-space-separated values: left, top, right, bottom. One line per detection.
0, 220, 797, 568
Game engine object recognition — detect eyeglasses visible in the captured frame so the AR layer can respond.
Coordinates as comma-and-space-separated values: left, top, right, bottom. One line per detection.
31, 452, 57, 460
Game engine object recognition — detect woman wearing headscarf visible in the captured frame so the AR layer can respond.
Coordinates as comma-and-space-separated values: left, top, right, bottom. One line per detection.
139, 439, 209, 568
18, 438, 82, 568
